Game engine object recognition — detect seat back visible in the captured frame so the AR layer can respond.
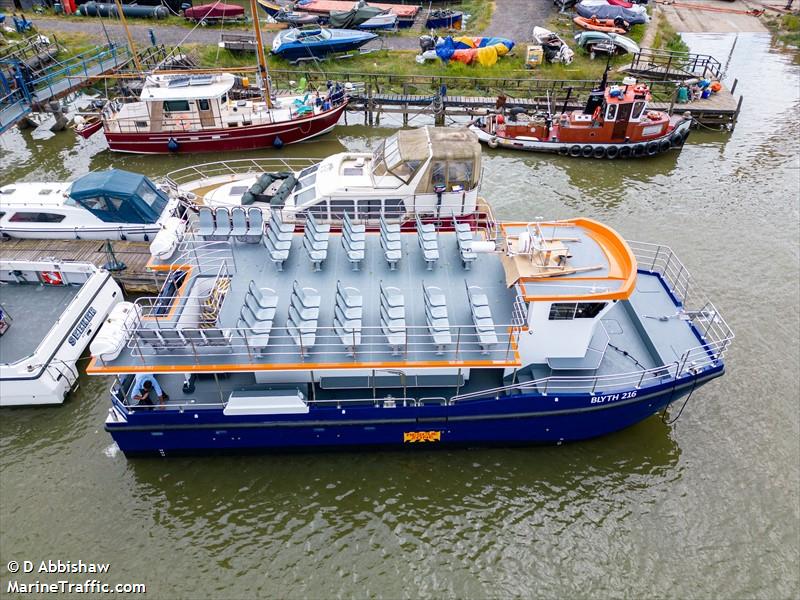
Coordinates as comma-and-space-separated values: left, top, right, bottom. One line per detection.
247, 207, 263, 231
215, 207, 231, 233
198, 206, 214, 233
231, 206, 247, 230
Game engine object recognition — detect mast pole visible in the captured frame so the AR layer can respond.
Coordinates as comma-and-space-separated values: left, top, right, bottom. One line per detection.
114, 0, 143, 72
249, 0, 273, 108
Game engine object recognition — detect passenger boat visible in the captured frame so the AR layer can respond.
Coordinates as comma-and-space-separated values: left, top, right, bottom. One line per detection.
271, 27, 378, 60
77, 72, 348, 154
0, 260, 121, 406
87, 204, 732, 455
469, 78, 692, 158
165, 127, 484, 223
0, 169, 184, 240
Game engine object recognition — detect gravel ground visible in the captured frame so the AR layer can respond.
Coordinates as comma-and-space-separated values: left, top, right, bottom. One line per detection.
30, 0, 556, 52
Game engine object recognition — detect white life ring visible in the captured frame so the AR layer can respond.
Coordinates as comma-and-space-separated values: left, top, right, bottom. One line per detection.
41, 271, 63, 285
488, 137, 499, 149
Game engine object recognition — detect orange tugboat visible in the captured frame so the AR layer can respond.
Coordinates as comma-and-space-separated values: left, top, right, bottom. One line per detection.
469, 77, 692, 159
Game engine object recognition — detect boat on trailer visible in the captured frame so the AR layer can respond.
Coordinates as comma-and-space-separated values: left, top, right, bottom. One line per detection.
0, 169, 184, 241
165, 127, 484, 224
271, 27, 378, 61
469, 78, 692, 159
1, 260, 121, 406
87, 202, 732, 456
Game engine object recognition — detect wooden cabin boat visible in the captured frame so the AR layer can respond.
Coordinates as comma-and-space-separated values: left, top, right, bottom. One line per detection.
86, 205, 732, 456
469, 78, 692, 159
79, 73, 347, 154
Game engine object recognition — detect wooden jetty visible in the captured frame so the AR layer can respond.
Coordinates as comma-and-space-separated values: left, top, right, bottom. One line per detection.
268, 68, 744, 131
0, 238, 160, 294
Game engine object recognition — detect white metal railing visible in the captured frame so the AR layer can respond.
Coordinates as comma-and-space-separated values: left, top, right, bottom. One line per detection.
137, 261, 231, 322
119, 323, 521, 366
163, 158, 322, 193
628, 240, 734, 373
452, 242, 734, 403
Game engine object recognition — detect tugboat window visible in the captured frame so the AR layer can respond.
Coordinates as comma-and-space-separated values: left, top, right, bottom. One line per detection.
632, 101, 646, 120
198, 99, 210, 111
605, 104, 618, 121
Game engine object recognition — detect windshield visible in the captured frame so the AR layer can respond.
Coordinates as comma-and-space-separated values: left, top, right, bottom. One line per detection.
371, 135, 421, 182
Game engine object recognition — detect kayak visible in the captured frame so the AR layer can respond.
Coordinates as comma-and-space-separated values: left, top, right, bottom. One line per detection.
573, 16, 629, 33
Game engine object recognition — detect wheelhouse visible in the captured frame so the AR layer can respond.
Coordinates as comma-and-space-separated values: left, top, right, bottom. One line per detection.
68, 170, 169, 224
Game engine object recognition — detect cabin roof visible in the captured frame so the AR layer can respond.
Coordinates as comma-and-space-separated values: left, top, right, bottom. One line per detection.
397, 127, 481, 163
0, 182, 71, 208
69, 169, 151, 200
140, 73, 235, 101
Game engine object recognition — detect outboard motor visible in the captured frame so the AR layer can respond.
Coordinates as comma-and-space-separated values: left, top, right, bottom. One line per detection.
419, 35, 436, 52
583, 89, 604, 115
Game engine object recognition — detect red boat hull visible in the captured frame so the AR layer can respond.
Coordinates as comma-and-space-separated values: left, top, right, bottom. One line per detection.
103, 102, 347, 154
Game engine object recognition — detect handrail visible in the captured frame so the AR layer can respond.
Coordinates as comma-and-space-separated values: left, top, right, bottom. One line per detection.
163, 157, 323, 192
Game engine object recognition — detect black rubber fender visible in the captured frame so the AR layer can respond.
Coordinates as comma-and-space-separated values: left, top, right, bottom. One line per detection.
659, 138, 672, 152
633, 144, 646, 157
605, 145, 619, 159
646, 141, 659, 156
618, 145, 632, 159
569, 144, 582, 157
581, 145, 594, 158
558, 146, 570, 156
592, 146, 606, 159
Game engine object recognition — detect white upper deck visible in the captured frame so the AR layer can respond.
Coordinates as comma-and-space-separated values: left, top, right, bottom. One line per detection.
140, 73, 236, 101
0, 182, 72, 209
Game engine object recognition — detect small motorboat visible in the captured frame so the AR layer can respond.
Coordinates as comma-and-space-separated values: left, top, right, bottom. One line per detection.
575, 2, 649, 24
273, 9, 321, 26
573, 16, 629, 34
0, 169, 184, 241
183, 2, 245, 23
532, 26, 575, 64
576, 0, 650, 16
425, 9, 463, 29
271, 26, 378, 60
574, 30, 640, 55
72, 114, 104, 139
328, 4, 398, 30
469, 77, 692, 159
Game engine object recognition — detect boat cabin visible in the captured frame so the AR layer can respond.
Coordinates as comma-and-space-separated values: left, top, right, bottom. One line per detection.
195, 127, 483, 221
560, 77, 670, 142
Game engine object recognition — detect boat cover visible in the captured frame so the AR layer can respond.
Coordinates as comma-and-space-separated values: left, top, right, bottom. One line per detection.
328, 5, 387, 28
575, 2, 648, 25
183, 2, 245, 19
435, 36, 514, 66
574, 30, 640, 54
69, 170, 168, 224
296, 0, 418, 18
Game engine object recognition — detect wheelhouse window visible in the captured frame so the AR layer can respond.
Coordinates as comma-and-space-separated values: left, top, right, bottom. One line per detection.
329, 199, 355, 219
431, 162, 446, 188
605, 104, 618, 122
9, 212, 66, 223
632, 101, 646, 120
447, 161, 473, 191
548, 302, 607, 320
371, 135, 420, 181
198, 99, 211, 111
163, 100, 190, 112
76, 196, 105, 210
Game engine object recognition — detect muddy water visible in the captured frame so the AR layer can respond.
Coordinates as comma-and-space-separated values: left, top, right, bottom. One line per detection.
0, 32, 798, 598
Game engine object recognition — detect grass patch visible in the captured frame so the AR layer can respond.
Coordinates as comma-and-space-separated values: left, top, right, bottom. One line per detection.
765, 13, 800, 47
459, 0, 495, 33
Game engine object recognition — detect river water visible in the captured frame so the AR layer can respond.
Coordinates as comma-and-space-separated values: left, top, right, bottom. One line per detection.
1, 33, 798, 598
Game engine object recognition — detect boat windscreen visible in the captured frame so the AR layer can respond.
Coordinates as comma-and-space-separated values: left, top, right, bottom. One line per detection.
372, 135, 421, 182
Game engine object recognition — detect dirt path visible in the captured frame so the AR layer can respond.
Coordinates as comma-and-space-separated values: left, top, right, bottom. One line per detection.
30, 0, 553, 53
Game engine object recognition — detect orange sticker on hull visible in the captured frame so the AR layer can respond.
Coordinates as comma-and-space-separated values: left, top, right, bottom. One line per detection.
403, 431, 442, 443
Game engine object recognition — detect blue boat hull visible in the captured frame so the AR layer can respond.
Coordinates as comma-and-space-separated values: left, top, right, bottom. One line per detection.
106, 367, 723, 456
272, 36, 376, 60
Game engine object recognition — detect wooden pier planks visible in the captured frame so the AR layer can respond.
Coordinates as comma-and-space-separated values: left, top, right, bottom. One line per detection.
0, 238, 160, 293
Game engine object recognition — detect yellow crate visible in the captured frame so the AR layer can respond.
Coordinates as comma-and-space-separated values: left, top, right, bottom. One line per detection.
526, 44, 544, 68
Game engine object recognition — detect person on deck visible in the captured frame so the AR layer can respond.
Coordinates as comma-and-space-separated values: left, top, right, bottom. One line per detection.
132, 373, 168, 409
